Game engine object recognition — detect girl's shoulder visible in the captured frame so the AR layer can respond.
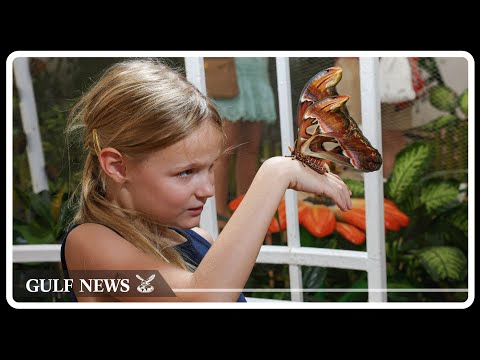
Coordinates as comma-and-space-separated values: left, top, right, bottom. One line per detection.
64, 223, 160, 271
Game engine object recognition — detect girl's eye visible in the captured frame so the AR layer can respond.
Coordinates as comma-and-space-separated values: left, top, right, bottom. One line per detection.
178, 169, 193, 178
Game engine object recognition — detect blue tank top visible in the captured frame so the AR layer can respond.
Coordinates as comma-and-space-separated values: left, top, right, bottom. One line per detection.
60, 224, 247, 302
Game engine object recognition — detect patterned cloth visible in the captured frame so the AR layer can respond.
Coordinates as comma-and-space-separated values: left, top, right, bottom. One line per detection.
212, 57, 277, 123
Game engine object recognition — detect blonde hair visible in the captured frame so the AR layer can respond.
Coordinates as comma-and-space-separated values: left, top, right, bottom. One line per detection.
66, 58, 224, 271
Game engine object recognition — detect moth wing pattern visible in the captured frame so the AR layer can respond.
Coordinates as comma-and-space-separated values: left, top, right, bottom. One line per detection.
292, 66, 382, 174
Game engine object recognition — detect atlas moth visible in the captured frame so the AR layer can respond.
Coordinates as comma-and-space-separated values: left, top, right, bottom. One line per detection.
289, 67, 382, 174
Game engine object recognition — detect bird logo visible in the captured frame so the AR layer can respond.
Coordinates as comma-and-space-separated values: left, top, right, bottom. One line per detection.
136, 274, 156, 293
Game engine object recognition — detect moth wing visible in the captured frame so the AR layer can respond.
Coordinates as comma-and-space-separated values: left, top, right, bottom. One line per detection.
300, 134, 355, 168
296, 67, 343, 129
302, 96, 352, 137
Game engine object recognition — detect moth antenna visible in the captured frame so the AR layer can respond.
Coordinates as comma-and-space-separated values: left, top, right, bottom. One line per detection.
285, 145, 296, 158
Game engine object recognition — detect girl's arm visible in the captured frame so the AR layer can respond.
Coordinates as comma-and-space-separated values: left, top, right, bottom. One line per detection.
67, 156, 352, 302
190, 156, 352, 301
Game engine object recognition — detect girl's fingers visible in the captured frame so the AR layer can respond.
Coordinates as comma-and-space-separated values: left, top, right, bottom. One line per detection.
345, 190, 352, 210
340, 186, 351, 211
325, 172, 352, 211
297, 165, 351, 211
329, 172, 342, 181
328, 172, 352, 197
328, 183, 348, 211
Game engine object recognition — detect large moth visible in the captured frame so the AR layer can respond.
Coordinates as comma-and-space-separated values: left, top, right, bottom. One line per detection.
290, 66, 382, 174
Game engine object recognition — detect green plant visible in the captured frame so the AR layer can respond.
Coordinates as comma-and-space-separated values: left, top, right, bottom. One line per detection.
13, 185, 75, 245
12, 181, 76, 303
383, 58, 468, 301
383, 141, 468, 301
249, 137, 468, 302
408, 58, 469, 183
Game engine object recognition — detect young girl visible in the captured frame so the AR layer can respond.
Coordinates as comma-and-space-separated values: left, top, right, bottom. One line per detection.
61, 58, 352, 302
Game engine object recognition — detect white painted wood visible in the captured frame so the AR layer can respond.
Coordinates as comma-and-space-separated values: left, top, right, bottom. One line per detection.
257, 245, 369, 270
184, 57, 219, 241
288, 266, 304, 301
13, 57, 49, 193
13, 243, 368, 270
276, 57, 301, 248
13, 244, 61, 263
359, 57, 387, 302
276, 57, 303, 302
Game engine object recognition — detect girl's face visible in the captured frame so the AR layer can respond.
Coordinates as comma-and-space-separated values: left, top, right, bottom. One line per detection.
125, 121, 224, 229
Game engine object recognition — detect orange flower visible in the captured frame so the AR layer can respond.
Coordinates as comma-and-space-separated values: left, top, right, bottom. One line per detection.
274, 199, 334, 235
299, 203, 336, 238
345, 198, 410, 228
268, 217, 281, 233
335, 222, 366, 245
276, 199, 309, 233
277, 200, 287, 231
331, 198, 410, 244
227, 195, 409, 244
296, 197, 409, 245
228, 194, 245, 211
382, 199, 410, 227
334, 208, 367, 231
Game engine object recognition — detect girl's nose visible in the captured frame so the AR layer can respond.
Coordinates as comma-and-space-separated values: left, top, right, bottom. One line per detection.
196, 172, 215, 198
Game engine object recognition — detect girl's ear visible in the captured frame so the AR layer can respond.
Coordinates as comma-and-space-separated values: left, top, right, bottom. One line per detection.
98, 147, 128, 184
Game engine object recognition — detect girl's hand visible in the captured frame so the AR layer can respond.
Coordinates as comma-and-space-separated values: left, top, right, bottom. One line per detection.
263, 156, 353, 211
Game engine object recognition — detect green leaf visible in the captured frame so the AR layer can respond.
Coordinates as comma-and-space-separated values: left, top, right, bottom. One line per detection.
423, 221, 468, 252
417, 246, 467, 282
323, 237, 338, 249
429, 85, 458, 113
388, 281, 415, 289
338, 276, 368, 302
302, 266, 327, 289
386, 142, 432, 203
458, 89, 468, 115
272, 292, 290, 300
28, 191, 55, 227
387, 281, 417, 302
446, 204, 468, 237
400, 192, 423, 213
13, 185, 31, 209
13, 223, 56, 244
420, 181, 459, 213
419, 58, 443, 83
299, 225, 316, 247
401, 207, 434, 245
420, 114, 458, 131
344, 179, 364, 197
303, 266, 328, 302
